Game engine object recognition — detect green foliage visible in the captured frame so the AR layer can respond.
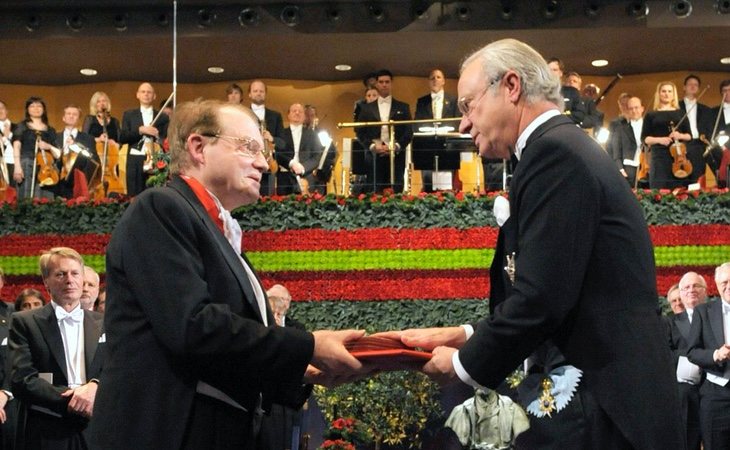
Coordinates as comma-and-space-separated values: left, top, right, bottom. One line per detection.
0, 198, 128, 235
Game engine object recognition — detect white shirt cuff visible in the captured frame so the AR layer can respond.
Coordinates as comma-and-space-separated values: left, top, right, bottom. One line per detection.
461, 324, 474, 340
452, 350, 485, 390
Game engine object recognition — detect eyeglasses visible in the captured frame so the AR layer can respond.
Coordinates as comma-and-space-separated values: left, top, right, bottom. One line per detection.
680, 284, 706, 292
457, 74, 504, 116
201, 133, 265, 159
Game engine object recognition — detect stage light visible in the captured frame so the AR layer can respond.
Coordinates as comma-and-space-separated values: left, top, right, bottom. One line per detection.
238, 8, 260, 27
369, 4, 386, 23
325, 6, 342, 23
80, 68, 97, 77
455, 4, 471, 21
596, 128, 610, 145
670, 0, 692, 18
716, 0, 730, 14
626, 1, 649, 18
208, 67, 225, 74
113, 12, 128, 31
541, 0, 559, 19
157, 12, 169, 27
585, 2, 600, 18
500, 5, 514, 21
412, 1, 430, 20
197, 9, 215, 28
25, 14, 41, 32
280, 5, 301, 27
66, 13, 86, 31
591, 59, 609, 67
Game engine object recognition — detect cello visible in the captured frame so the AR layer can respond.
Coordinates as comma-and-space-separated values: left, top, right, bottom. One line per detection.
94, 110, 125, 198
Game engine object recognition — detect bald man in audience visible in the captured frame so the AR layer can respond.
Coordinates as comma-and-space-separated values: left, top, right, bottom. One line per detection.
688, 263, 730, 450
80, 266, 100, 311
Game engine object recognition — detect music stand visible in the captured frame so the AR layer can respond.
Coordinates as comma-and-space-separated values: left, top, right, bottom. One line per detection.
411, 134, 464, 172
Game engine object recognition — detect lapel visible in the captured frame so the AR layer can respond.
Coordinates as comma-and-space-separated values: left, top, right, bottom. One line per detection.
34, 304, 68, 382
674, 312, 691, 339
708, 301, 725, 347
284, 128, 294, 151
522, 114, 573, 157
621, 120, 636, 147
169, 176, 266, 324
83, 311, 101, 371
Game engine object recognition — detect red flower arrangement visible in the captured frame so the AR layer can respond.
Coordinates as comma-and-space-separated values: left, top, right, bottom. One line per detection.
318, 417, 371, 450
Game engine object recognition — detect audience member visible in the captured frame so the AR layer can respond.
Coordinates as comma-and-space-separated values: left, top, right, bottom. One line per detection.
355, 69, 413, 193
120, 82, 169, 197
248, 79, 285, 196
680, 75, 713, 184
353, 72, 378, 120
11, 97, 58, 200
641, 81, 692, 189
80, 265, 100, 311
671, 272, 708, 450
688, 263, 730, 450
89, 99, 365, 450
94, 287, 106, 314
609, 96, 645, 187
13, 288, 46, 312
9, 247, 105, 449
667, 283, 685, 315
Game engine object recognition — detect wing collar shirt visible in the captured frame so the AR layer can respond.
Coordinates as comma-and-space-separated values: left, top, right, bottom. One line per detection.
290, 124, 303, 163
252, 104, 266, 122
431, 91, 444, 120
51, 301, 86, 388
378, 96, 392, 143
707, 301, 730, 386
452, 108, 561, 389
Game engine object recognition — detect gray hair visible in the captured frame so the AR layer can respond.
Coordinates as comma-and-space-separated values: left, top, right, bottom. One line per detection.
716, 262, 730, 279
461, 38, 563, 110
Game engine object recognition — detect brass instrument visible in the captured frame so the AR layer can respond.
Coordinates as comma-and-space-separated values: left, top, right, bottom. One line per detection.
338, 116, 461, 192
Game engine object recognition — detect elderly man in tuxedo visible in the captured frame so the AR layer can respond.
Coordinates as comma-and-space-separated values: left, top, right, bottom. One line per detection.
687, 263, 730, 450
89, 99, 365, 450
390, 39, 683, 449
9, 247, 104, 450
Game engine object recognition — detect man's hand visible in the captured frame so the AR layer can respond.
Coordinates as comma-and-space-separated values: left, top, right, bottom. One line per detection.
61, 382, 98, 418
303, 363, 375, 388
716, 344, 730, 363
393, 326, 467, 351
422, 346, 459, 386
0, 392, 8, 423
311, 329, 365, 376
290, 161, 305, 176
138, 125, 159, 138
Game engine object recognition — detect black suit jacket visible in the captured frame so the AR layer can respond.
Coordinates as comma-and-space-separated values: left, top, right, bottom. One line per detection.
257, 107, 286, 151
119, 108, 169, 148
278, 127, 323, 175
355, 98, 412, 152
414, 92, 459, 121
9, 304, 104, 418
687, 301, 729, 379
608, 118, 640, 170
458, 114, 682, 449
680, 99, 713, 138
711, 105, 730, 136
89, 175, 314, 450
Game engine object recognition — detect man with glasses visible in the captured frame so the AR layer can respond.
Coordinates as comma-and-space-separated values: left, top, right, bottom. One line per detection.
392, 38, 682, 449
688, 263, 730, 450
90, 99, 366, 450
671, 272, 707, 450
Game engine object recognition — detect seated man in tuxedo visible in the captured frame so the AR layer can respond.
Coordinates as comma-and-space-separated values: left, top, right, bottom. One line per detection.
668, 283, 685, 315
89, 99, 365, 450
276, 103, 324, 195
9, 247, 104, 449
355, 69, 413, 193
688, 263, 730, 450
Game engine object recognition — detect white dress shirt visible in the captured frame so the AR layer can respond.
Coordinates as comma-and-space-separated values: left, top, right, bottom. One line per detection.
684, 98, 699, 139
431, 91, 444, 120
251, 104, 266, 122
290, 124, 303, 164
707, 302, 730, 386
723, 103, 730, 126
1, 119, 13, 164
378, 96, 392, 143
629, 118, 644, 167
51, 301, 86, 388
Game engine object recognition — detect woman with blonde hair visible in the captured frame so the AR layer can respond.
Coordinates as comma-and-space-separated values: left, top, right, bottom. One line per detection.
81, 91, 121, 144
641, 81, 692, 189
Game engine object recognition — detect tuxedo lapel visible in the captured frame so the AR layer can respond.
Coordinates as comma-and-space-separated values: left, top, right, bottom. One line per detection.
674, 312, 691, 339
34, 304, 68, 382
169, 177, 265, 324
83, 311, 101, 371
709, 301, 725, 347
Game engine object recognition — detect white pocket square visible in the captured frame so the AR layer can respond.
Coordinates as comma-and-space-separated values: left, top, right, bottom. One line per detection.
98, 333, 106, 343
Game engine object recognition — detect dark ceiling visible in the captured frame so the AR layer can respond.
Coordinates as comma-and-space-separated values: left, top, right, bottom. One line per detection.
1, 0, 728, 86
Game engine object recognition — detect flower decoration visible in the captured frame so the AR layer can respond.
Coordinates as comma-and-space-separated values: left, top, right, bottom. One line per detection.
318, 417, 371, 450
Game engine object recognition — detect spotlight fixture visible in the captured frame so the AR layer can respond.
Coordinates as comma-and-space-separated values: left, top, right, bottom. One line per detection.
80, 68, 98, 76
238, 8, 260, 27
500, 5, 514, 21
280, 5, 300, 27
368, 4, 386, 23
113, 12, 128, 31
716, 0, 730, 14
542, 0, 559, 20
325, 6, 342, 23
157, 12, 170, 27
626, 1, 649, 18
585, 2, 600, 18
412, 1, 430, 20
591, 59, 609, 67
25, 14, 41, 31
455, 4, 471, 21
670, 0, 692, 18
197, 9, 215, 28
207, 67, 225, 74
66, 13, 86, 31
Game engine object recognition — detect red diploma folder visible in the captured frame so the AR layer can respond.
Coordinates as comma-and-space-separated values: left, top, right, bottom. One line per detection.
346, 336, 431, 371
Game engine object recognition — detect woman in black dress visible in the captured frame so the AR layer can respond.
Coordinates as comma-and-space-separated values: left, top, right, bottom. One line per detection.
82, 91, 121, 144
11, 96, 57, 200
641, 82, 692, 189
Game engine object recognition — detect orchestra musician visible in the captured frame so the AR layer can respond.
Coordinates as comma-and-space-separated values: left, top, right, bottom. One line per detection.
679, 75, 713, 184
0, 101, 16, 190
248, 79, 285, 196
81, 91, 121, 144
11, 96, 58, 200
120, 83, 169, 197
54, 105, 99, 199
641, 82, 692, 189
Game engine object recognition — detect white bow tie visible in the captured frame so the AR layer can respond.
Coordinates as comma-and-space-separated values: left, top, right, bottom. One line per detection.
723, 302, 730, 315
56, 307, 83, 323
378, 98, 391, 105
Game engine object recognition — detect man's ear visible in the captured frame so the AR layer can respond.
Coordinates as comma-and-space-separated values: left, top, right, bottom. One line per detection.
187, 134, 206, 165
503, 71, 522, 104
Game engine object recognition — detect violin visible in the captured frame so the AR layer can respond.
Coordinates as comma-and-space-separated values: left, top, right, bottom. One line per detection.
636, 145, 651, 188
668, 121, 692, 179
260, 120, 278, 173
34, 130, 60, 187
140, 92, 174, 175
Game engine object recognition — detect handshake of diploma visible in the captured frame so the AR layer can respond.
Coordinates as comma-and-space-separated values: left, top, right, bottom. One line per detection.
304, 326, 467, 388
